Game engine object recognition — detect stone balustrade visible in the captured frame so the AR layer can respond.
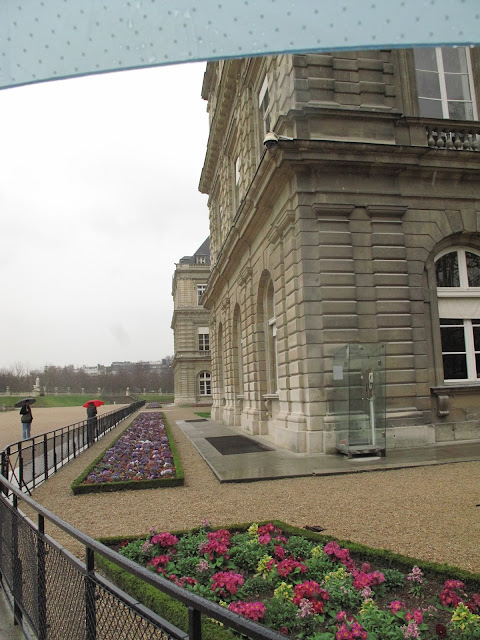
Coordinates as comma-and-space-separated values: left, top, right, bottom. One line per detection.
427, 124, 480, 151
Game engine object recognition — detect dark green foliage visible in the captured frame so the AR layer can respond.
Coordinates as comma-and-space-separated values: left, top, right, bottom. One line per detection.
304, 555, 336, 583
285, 535, 315, 559
118, 539, 151, 565
382, 568, 406, 591
176, 531, 207, 557
229, 542, 268, 573
237, 575, 273, 599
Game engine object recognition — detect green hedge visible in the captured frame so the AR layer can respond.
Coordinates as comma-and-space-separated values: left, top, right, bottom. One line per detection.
71, 412, 184, 494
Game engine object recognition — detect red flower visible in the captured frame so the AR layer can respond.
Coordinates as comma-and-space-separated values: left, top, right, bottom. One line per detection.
435, 623, 447, 638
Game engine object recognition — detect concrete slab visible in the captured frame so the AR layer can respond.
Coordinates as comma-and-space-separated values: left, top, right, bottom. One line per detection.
175, 418, 480, 483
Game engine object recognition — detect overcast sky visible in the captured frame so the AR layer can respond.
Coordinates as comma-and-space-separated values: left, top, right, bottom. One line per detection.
0, 62, 210, 372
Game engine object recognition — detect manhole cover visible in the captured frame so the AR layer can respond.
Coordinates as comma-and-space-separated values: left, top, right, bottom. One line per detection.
205, 435, 273, 455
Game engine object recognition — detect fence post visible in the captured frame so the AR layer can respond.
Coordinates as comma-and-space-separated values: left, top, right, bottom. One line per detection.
188, 607, 202, 640
85, 547, 96, 640
12, 495, 23, 626
37, 514, 47, 640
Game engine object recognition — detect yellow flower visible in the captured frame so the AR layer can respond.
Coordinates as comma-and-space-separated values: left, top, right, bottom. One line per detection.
248, 523, 259, 536
359, 599, 377, 615
311, 546, 326, 558
274, 582, 294, 601
256, 555, 273, 577
451, 603, 480, 631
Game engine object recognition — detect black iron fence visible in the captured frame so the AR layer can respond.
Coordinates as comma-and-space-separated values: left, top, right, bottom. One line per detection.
1, 402, 144, 494
0, 474, 285, 640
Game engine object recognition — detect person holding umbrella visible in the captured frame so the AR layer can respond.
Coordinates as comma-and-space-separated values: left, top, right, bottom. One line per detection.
17, 398, 34, 440
83, 399, 104, 445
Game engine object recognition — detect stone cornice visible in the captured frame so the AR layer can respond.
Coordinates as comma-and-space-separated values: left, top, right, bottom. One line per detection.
314, 203, 355, 218
366, 204, 408, 218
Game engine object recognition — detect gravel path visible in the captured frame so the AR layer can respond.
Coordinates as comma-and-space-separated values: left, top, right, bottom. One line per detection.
5, 406, 479, 574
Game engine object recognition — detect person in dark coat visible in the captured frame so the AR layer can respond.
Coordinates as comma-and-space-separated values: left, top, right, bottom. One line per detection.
86, 401, 97, 444
19, 400, 33, 440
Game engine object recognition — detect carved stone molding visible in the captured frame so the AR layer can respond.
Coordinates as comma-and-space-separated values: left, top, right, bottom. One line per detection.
366, 204, 407, 219
436, 395, 450, 418
267, 210, 295, 245
236, 267, 253, 288
314, 203, 355, 219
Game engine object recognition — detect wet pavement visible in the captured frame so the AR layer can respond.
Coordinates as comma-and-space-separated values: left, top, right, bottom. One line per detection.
175, 415, 480, 482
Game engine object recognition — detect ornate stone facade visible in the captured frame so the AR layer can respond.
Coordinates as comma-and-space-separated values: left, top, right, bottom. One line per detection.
199, 49, 480, 453
171, 239, 212, 405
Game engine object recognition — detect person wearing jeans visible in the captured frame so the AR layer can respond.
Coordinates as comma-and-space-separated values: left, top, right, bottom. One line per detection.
20, 400, 33, 439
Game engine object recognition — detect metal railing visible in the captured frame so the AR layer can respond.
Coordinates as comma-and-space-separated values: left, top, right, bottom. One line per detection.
1, 402, 144, 495
0, 474, 285, 640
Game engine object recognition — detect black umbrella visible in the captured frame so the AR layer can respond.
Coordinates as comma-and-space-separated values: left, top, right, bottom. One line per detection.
14, 397, 37, 408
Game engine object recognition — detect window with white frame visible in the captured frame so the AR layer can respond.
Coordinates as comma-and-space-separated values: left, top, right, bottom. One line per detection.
197, 284, 207, 305
198, 327, 210, 352
259, 76, 271, 135
195, 255, 206, 265
414, 47, 478, 120
199, 371, 211, 395
435, 248, 480, 381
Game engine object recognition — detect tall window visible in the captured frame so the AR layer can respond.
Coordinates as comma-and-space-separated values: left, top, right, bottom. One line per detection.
265, 280, 278, 393
435, 248, 480, 381
199, 371, 211, 395
198, 327, 210, 352
259, 76, 271, 135
414, 47, 477, 120
197, 284, 207, 305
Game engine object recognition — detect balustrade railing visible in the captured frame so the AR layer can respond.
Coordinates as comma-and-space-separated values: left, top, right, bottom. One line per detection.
426, 125, 480, 151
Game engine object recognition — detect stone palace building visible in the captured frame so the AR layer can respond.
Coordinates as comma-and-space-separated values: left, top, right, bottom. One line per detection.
171, 239, 212, 405
195, 46, 480, 455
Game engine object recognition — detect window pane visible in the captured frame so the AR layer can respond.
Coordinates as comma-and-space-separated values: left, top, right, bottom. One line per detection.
476, 353, 480, 378
418, 98, 443, 118
445, 74, 471, 101
414, 48, 438, 71
442, 47, 468, 73
436, 252, 459, 287
443, 353, 468, 379
416, 70, 441, 98
466, 253, 480, 287
440, 325, 465, 352
448, 101, 473, 121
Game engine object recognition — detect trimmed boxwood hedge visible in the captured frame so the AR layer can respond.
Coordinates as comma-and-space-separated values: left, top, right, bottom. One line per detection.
95, 520, 480, 638
71, 412, 184, 494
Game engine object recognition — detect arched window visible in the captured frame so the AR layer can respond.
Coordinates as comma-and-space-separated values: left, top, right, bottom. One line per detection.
232, 305, 244, 395
265, 279, 278, 393
435, 248, 480, 381
199, 371, 211, 396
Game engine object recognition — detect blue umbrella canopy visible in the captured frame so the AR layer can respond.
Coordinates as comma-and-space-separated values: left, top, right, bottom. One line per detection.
0, 0, 478, 91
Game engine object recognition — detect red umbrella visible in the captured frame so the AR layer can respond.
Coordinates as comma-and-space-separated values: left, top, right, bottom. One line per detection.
82, 399, 105, 408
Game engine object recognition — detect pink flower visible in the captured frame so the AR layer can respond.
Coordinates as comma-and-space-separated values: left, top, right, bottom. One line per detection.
389, 600, 406, 614
211, 571, 244, 597
151, 532, 179, 548
228, 601, 266, 621
337, 611, 347, 621
276, 558, 307, 577
258, 534, 272, 545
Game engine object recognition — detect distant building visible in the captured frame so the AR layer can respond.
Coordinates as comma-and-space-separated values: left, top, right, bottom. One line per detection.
78, 364, 106, 376
171, 238, 212, 405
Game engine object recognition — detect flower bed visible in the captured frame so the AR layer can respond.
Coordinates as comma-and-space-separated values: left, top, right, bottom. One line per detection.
107, 521, 480, 640
71, 412, 183, 494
